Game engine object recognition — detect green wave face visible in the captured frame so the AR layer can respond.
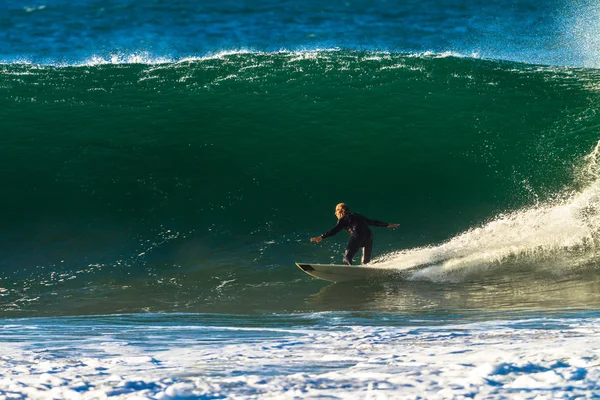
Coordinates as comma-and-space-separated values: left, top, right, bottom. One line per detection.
2, 51, 600, 316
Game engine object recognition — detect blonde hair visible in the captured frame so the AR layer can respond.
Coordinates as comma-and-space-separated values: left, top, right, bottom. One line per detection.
335, 203, 349, 219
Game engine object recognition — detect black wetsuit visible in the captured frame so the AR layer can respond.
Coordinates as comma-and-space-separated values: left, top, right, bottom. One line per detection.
321, 212, 389, 265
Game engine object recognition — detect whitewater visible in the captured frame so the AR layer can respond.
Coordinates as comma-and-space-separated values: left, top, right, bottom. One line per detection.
2, 313, 600, 399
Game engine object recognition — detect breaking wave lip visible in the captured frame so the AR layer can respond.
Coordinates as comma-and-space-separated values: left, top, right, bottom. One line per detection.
376, 141, 600, 281
0, 48, 490, 68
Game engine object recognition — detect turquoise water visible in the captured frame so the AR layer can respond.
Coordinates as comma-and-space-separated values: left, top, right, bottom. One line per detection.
2, 52, 600, 317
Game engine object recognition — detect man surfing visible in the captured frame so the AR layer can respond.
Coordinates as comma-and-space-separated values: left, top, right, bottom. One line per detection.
310, 203, 399, 265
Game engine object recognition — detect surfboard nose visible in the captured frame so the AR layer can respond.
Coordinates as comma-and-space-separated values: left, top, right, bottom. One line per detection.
296, 263, 315, 272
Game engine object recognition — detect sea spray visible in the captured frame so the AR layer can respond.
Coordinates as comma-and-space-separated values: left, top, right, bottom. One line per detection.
378, 140, 600, 281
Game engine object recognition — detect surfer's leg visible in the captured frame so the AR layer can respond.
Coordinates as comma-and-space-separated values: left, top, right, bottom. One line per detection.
362, 234, 373, 264
343, 236, 361, 265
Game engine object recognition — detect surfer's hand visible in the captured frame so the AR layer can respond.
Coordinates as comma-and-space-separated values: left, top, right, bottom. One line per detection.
310, 236, 323, 243
388, 223, 399, 229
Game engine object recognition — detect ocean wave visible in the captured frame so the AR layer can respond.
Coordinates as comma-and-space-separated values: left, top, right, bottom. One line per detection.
2, 49, 600, 316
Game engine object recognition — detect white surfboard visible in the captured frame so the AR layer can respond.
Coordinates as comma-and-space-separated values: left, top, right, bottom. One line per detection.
295, 262, 428, 283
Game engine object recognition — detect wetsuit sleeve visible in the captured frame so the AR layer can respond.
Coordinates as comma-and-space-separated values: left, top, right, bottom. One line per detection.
321, 220, 345, 239
365, 218, 389, 227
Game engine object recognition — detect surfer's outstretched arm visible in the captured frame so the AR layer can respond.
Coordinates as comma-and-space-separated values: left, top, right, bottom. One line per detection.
310, 220, 344, 243
366, 218, 399, 228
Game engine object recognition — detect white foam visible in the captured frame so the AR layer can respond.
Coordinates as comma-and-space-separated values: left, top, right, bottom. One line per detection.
1, 316, 600, 398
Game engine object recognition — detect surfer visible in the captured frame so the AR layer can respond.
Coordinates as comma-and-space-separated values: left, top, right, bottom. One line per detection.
310, 203, 399, 265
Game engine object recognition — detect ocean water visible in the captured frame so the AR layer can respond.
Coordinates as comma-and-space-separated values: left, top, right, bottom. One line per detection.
3, 0, 600, 398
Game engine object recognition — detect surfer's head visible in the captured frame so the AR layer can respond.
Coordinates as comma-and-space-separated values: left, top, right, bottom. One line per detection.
335, 203, 349, 219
